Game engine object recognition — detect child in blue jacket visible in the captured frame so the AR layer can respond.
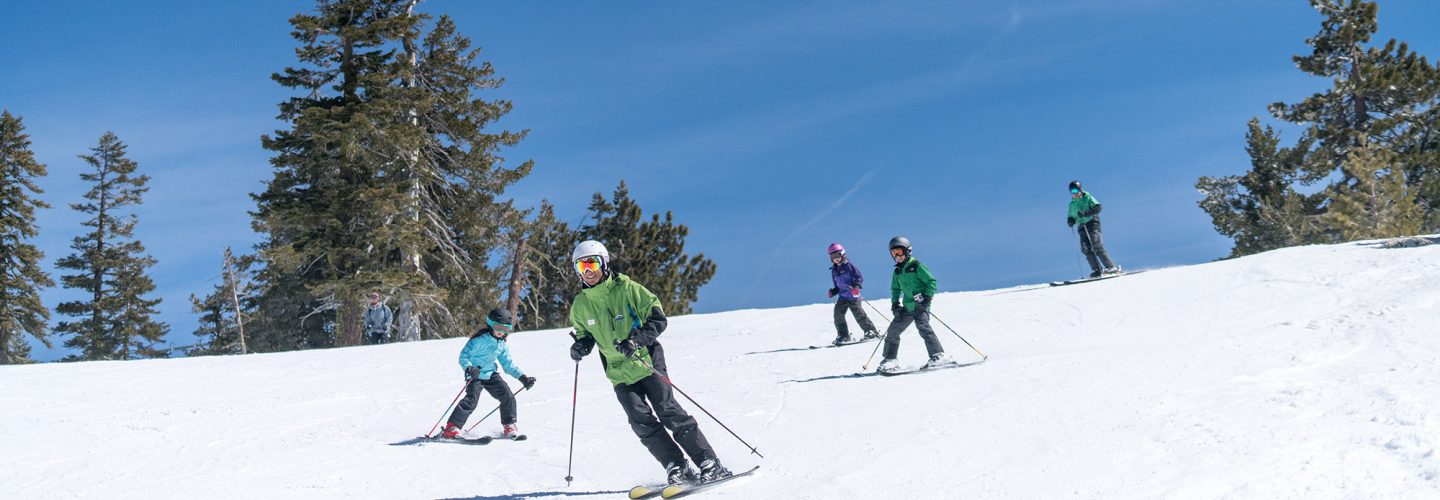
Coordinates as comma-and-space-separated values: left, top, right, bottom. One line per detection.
827, 242, 879, 345
441, 308, 535, 439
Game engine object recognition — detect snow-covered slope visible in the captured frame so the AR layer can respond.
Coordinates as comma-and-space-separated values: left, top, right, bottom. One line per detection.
4, 240, 1439, 499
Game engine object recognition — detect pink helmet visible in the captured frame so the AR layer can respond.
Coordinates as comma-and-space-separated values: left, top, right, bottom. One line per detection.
827, 242, 845, 256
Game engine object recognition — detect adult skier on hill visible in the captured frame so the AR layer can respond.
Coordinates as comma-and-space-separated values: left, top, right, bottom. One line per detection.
566, 240, 733, 485
825, 242, 880, 346
1066, 180, 1121, 278
439, 308, 535, 440
877, 236, 952, 373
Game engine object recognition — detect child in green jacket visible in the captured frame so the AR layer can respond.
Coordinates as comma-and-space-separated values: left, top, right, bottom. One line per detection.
876, 236, 953, 373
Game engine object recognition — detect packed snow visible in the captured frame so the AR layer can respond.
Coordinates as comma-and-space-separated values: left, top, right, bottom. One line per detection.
3, 239, 1439, 499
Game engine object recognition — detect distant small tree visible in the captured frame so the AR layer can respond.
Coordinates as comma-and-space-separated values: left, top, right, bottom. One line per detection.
582, 181, 716, 316
0, 111, 54, 364
1321, 141, 1424, 240
189, 248, 257, 356
54, 132, 169, 361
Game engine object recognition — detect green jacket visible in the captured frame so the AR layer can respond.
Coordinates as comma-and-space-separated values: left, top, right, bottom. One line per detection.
891, 257, 938, 311
1068, 192, 1101, 225
569, 273, 664, 386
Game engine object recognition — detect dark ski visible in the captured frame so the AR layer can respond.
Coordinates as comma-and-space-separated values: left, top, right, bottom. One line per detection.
808, 337, 879, 349
659, 466, 760, 499
871, 358, 987, 377
1049, 270, 1143, 287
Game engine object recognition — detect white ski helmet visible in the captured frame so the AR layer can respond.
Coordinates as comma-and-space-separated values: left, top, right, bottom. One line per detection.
571, 240, 610, 273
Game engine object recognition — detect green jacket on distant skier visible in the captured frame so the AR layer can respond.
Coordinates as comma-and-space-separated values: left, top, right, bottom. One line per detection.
569, 272, 665, 386
891, 256, 938, 312
1068, 192, 1102, 225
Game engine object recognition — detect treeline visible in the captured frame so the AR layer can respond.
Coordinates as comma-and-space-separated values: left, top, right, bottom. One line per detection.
1197, 0, 1440, 256
0, 0, 715, 363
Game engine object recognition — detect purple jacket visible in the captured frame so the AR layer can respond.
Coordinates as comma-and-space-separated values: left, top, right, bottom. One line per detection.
830, 259, 864, 301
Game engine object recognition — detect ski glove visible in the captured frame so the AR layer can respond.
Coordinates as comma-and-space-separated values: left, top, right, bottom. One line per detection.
1067, 216, 1076, 227
615, 337, 642, 358
891, 302, 903, 315
828, 287, 839, 298
850, 287, 861, 298
520, 375, 536, 390
465, 366, 482, 380
914, 294, 933, 314
569, 336, 595, 361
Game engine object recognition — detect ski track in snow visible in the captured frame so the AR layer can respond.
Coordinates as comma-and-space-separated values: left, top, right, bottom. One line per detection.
3, 239, 1440, 498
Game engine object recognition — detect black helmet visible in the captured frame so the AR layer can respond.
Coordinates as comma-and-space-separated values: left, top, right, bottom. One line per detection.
487, 308, 513, 326
1068, 180, 1082, 192
888, 236, 912, 256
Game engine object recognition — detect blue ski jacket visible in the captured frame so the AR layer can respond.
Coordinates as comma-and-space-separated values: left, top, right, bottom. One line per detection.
457, 330, 524, 380
830, 259, 864, 301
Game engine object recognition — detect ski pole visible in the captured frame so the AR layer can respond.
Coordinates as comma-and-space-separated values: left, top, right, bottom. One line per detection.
860, 300, 892, 370
633, 356, 764, 459
928, 310, 988, 360
463, 386, 529, 433
564, 359, 579, 487
425, 382, 469, 438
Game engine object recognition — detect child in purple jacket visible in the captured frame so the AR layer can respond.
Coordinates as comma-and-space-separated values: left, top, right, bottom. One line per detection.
827, 243, 880, 345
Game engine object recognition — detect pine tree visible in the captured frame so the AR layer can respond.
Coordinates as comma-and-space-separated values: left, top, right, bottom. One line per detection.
511, 201, 580, 329
582, 182, 716, 316
1197, 119, 1329, 256
189, 248, 256, 356
53, 132, 169, 361
251, 0, 532, 348
0, 111, 55, 364
1198, 0, 1440, 254
1321, 141, 1424, 240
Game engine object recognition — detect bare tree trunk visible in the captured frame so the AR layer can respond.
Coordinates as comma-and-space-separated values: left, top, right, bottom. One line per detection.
223, 249, 247, 354
506, 237, 528, 322
339, 296, 363, 347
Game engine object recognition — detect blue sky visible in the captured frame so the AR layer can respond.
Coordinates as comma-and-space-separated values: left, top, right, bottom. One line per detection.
4, 0, 1439, 361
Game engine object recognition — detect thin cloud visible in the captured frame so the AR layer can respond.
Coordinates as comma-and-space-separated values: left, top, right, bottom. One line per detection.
738, 169, 878, 304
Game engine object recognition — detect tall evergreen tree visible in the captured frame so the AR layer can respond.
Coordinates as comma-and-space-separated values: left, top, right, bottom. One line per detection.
251, 0, 532, 348
1198, 0, 1440, 255
0, 111, 55, 364
53, 132, 169, 361
510, 201, 579, 329
582, 182, 716, 316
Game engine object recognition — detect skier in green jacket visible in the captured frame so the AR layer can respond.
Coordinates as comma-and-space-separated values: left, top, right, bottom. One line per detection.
877, 236, 952, 373
566, 240, 733, 486
1067, 180, 1120, 278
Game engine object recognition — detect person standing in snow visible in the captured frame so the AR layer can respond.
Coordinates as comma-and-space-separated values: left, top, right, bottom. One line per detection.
440, 308, 535, 439
876, 236, 951, 373
1066, 180, 1120, 278
363, 291, 393, 345
825, 242, 879, 346
566, 240, 733, 485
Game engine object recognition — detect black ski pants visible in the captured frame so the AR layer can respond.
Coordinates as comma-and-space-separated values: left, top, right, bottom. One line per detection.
833, 299, 877, 338
1077, 219, 1115, 272
448, 373, 516, 427
882, 307, 945, 360
614, 372, 717, 468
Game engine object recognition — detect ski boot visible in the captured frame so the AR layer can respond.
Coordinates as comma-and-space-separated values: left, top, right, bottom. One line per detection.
698, 458, 733, 483
665, 460, 699, 485
1088, 270, 1102, 278
925, 352, 954, 368
502, 424, 520, 439
1104, 265, 1123, 275
876, 358, 902, 374
831, 334, 855, 346
440, 422, 462, 439
862, 330, 882, 340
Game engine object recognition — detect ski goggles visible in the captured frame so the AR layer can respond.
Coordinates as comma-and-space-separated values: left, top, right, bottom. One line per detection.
1070, 188, 1080, 194
574, 255, 603, 275
487, 318, 514, 335
890, 248, 907, 259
